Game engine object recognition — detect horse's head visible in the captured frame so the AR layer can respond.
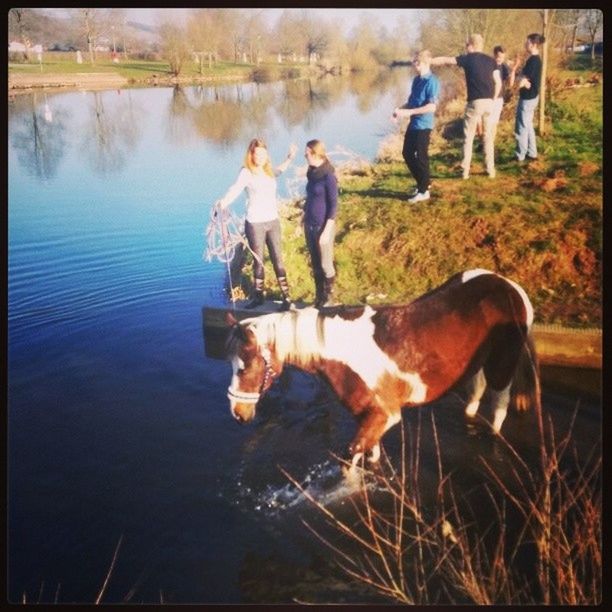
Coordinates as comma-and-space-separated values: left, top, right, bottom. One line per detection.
224, 312, 279, 423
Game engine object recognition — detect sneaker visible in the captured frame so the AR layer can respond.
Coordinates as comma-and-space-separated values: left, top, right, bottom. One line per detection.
408, 190, 430, 203
487, 169, 496, 178
408, 187, 419, 197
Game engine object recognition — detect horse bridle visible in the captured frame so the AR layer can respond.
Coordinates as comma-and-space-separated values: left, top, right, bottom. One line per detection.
227, 346, 276, 405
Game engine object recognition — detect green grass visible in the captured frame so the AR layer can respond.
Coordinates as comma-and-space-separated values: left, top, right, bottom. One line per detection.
9, 54, 310, 83
252, 70, 602, 328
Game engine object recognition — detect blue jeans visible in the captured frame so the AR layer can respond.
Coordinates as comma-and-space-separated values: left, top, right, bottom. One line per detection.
515, 96, 539, 160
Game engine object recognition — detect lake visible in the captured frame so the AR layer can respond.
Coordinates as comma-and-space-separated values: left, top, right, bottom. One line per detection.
7, 71, 601, 604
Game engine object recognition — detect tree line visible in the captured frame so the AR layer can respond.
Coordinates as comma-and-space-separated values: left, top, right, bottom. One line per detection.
9, 7, 602, 74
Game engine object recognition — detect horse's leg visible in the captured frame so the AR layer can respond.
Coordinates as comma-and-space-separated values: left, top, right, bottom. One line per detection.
367, 412, 401, 464
346, 408, 390, 475
490, 384, 511, 432
465, 368, 486, 418
484, 327, 524, 433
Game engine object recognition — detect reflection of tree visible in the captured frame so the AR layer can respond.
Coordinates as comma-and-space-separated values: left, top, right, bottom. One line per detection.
10, 93, 68, 180
349, 69, 398, 114
166, 85, 196, 145
190, 85, 275, 147
276, 76, 347, 131
81, 91, 143, 175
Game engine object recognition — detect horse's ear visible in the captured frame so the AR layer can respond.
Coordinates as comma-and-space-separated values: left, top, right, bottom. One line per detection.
226, 311, 239, 327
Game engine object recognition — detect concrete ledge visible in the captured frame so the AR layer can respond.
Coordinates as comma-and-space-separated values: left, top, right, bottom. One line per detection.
202, 303, 602, 369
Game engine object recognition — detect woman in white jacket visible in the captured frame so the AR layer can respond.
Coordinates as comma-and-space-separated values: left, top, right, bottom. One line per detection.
217, 138, 296, 310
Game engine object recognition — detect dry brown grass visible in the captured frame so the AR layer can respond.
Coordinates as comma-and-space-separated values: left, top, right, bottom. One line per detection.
282, 410, 601, 605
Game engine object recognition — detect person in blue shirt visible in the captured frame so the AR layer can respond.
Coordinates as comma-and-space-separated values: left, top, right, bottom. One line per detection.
393, 50, 440, 203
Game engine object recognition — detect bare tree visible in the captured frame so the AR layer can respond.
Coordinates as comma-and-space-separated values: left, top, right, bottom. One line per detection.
347, 15, 380, 71
68, 8, 114, 65
582, 9, 603, 62
420, 8, 540, 58
298, 10, 330, 64
242, 10, 269, 65
159, 21, 191, 76
538, 8, 558, 135
273, 9, 303, 60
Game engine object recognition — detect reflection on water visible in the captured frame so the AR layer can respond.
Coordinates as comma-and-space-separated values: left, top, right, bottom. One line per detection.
8, 69, 410, 181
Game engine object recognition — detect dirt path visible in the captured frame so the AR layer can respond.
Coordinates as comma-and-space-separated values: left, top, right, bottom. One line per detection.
9, 71, 130, 93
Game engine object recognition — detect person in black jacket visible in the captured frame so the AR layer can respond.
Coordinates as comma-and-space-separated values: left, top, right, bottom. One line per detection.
303, 139, 338, 308
510, 33, 545, 162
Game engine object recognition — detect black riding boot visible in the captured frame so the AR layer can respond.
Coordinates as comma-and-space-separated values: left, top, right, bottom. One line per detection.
316, 275, 335, 308
313, 273, 325, 308
245, 278, 265, 309
321, 275, 336, 308
277, 276, 295, 312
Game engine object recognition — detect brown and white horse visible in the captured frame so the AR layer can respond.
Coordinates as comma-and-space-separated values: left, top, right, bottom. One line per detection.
224, 269, 541, 471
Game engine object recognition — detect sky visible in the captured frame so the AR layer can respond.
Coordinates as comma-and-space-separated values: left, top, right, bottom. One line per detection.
121, 7, 424, 36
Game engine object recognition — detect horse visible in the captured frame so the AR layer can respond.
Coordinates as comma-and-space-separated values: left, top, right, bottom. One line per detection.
223, 269, 541, 472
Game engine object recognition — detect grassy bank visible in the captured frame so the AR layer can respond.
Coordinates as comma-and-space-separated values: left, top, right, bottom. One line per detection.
8, 53, 312, 89
265, 72, 602, 328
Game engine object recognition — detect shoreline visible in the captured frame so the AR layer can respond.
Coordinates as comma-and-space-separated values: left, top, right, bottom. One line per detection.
8, 70, 254, 95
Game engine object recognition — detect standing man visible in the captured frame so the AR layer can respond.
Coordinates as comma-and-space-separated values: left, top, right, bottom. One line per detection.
393, 49, 440, 203
509, 33, 545, 162
431, 34, 501, 179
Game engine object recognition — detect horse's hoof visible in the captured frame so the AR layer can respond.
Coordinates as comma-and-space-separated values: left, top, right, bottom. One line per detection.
342, 452, 364, 480
367, 444, 380, 464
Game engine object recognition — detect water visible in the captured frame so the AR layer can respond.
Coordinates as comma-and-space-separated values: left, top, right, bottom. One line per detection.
7, 73, 601, 604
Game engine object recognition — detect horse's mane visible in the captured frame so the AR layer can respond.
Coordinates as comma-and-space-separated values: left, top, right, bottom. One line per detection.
230, 308, 327, 365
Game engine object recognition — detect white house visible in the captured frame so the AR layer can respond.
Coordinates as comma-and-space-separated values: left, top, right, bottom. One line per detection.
9, 41, 27, 53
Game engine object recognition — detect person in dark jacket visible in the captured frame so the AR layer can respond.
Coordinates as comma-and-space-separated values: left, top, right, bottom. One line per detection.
431, 33, 501, 179
303, 139, 338, 308
509, 33, 545, 162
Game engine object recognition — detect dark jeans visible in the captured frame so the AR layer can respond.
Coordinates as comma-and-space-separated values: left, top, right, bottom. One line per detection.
244, 219, 286, 281
402, 128, 431, 193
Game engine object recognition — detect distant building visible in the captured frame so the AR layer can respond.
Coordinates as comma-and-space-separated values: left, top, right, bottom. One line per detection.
9, 41, 27, 53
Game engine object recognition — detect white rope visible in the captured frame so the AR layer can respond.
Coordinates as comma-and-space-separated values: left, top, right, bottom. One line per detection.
203, 202, 245, 264
203, 202, 266, 306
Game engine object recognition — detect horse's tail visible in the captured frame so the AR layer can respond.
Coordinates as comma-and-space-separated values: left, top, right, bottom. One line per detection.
510, 330, 542, 415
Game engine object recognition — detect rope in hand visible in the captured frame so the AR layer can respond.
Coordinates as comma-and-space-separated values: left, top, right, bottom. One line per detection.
203, 202, 265, 305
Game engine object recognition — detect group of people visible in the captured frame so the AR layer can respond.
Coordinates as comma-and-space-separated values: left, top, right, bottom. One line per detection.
214, 31, 545, 310
396, 32, 545, 203
216, 138, 338, 311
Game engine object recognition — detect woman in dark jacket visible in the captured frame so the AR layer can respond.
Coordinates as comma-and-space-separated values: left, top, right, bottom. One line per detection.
304, 139, 338, 308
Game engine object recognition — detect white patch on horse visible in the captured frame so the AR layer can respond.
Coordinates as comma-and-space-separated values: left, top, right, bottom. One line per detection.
461, 268, 494, 283
465, 368, 486, 417
507, 279, 534, 328
229, 356, 245, 390
385, 413, 401, 429
490, 384, 512, 432
461, 269, 534, 328
323, 307, 428, 405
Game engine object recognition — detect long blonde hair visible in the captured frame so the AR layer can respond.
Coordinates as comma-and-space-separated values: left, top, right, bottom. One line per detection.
244, 138, 274, 177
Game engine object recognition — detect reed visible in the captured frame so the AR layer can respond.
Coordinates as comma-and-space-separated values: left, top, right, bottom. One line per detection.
282, 408, 601, 605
